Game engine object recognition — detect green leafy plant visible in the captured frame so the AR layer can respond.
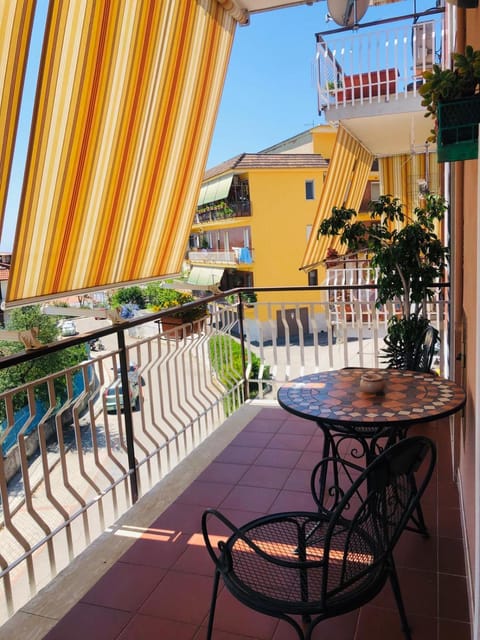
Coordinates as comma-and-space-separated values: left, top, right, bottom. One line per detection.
318, 193, 449, 369
208, 335, 271, 414
419, 45, 480, 142
0, 306, 87, 421
146, 286, 207, 322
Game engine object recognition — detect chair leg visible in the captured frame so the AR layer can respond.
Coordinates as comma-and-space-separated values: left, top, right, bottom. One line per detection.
389, 562, 412, 640
206, 569, 221, 640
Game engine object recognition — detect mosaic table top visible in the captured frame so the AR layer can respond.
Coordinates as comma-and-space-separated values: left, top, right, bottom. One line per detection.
277, 368, 466, 427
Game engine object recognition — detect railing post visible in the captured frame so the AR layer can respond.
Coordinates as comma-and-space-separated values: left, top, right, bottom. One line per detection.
237, 295, 249, 400
116, 329, 139, 503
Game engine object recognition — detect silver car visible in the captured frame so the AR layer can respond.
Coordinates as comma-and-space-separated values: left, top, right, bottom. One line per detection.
103, 379, 140, 413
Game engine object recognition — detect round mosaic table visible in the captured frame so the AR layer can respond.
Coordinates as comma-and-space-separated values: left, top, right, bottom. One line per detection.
277, 368, 466, 429
278, 368, 466, 534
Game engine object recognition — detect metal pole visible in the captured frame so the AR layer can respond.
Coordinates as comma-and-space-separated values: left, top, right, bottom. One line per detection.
237, 295, 249, 400
117, 328, 139, 503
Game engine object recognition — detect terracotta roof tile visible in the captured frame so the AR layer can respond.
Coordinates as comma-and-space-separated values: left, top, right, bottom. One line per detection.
204, 153, 328, 180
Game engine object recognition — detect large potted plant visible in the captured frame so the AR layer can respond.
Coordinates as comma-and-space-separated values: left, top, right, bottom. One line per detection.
419, 45, 480, 162
318, 193, 449, 370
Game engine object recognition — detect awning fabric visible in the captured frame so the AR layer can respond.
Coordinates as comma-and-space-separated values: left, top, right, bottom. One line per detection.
300, 126, 374, 271
187, 266, 224, 288
197, 174, 233, 207
0, 1, 36, 236
379, 152, 440, 216
6, 1, 236, 307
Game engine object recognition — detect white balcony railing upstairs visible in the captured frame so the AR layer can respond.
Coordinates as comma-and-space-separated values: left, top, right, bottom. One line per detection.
0, 284, 449, 626
317, 19, 443, 112
188, 248, 253, 266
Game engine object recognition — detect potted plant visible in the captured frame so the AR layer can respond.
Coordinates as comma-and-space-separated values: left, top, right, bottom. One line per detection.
419, 45, 480, 161
318, 193, 449, 370
145, 286, 208, 333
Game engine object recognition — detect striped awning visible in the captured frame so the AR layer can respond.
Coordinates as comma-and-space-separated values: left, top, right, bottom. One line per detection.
187, 266, 224, 288
379, 152, 440, 216
198, 175, 233, 206
0, 1, 36, 237
6, 1, 239, 307
300, 126, 374, 271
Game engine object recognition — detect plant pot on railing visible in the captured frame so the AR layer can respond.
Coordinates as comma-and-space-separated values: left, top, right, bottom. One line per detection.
437, 94, 480, 162
161, 314, 207, 336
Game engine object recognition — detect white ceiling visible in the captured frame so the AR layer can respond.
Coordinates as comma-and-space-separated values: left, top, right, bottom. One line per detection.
339, 111, 436, 156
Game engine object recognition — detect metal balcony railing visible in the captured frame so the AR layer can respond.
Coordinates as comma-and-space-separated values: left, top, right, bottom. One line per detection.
0, 284, 449, 623
188, 248, 254, 266
316, 19, 443, 112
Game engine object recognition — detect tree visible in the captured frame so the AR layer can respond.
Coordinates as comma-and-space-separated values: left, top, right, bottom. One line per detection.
318, 194, 449, 369
110, 286, 147, 308
0, 306, 87, 421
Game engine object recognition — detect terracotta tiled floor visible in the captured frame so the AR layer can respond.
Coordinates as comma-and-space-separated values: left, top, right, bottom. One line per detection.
42, 407, 470, 640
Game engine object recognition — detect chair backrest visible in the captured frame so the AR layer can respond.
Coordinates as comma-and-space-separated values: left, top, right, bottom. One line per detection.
414, 324, 439, 372
321, 436, 436, 602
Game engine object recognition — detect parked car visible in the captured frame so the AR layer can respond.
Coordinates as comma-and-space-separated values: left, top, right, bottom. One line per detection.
103, 379, 140, 413
115, 363, 139, 381
61, 320, 77, 336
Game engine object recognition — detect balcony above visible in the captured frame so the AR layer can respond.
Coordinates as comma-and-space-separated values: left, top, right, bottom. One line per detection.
316, 18, 442, 155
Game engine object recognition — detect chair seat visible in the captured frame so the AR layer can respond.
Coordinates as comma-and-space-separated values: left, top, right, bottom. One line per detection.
221, 511, 385, 617
202, 437, 436, 640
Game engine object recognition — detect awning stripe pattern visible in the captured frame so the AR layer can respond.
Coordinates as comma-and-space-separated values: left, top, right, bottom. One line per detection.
0, 0, 36, 237
300, 126, 374, 271
379, 152, 440, 216
7, 0, 235, 306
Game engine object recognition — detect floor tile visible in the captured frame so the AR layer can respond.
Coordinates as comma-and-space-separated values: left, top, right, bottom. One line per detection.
43, 602, 132, 640
81, 562, 165, 611
33, 408, 470, 640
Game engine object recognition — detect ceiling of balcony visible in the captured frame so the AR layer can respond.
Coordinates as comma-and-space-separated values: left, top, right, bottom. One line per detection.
329, 108, 436, 157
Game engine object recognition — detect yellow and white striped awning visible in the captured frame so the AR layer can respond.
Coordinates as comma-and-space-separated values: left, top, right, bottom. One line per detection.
6, 0, 241, 306
379, 152, 440, 216
0, 1, 36, 237
300, 125, 374, 271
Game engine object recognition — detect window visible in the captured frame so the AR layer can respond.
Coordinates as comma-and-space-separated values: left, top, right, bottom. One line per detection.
308, 270, 318, 286
305, 180, 315, 200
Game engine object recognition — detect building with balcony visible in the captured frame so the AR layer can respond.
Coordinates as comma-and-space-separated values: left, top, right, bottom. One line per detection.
188, 126, 381, 339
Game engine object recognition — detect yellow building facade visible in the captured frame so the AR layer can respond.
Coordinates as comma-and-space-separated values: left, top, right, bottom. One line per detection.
189, 125, 379, 297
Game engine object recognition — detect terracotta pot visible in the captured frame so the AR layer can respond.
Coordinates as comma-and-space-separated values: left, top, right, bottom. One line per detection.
161, 315, 206, 336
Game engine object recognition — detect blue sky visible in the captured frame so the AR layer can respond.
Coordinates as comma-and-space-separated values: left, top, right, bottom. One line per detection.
207, 3, 327, 169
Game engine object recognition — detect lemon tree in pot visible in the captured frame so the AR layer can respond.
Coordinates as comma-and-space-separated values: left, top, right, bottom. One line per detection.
419, 45, 480, 162
318, 193, 449, 370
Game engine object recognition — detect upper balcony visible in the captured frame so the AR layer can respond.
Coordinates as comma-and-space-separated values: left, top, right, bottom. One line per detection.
316, 17, 444, 155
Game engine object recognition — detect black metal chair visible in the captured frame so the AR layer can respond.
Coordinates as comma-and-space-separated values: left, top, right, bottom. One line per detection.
414, 324, 439, 373
202, 436, 436, 640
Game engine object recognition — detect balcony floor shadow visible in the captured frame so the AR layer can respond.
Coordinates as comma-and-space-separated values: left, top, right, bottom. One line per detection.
3, 404, 470, 640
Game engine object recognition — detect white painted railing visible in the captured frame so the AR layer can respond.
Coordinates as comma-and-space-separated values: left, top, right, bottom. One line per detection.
316, 19, 443, 111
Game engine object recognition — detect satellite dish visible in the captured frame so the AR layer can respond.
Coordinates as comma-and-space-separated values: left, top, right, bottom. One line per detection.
326, 0, 369, 27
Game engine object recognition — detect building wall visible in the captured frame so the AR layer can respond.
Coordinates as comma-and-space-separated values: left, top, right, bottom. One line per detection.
455, 7, 480, 623
247, 166, 327, 289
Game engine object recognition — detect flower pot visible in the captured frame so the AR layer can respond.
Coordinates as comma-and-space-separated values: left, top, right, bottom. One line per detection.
161, 314, 207, 336
437, 94, 480, 163
161, 315, 192, 336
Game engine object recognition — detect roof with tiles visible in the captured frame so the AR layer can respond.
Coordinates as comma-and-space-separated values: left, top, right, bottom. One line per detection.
204, 153, 329, 181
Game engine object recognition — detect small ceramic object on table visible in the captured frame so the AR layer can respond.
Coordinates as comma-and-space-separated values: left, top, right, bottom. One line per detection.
359, 371, 385, 394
